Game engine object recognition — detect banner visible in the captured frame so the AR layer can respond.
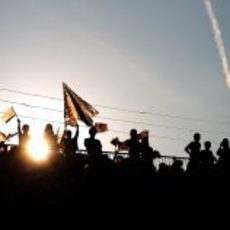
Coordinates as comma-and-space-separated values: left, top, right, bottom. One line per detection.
63, 83, 99, 127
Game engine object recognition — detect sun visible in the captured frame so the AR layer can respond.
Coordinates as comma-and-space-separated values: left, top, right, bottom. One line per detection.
27, 136, 49, 162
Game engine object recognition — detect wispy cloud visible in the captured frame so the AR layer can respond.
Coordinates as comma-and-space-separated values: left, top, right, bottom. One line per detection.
204, 0, 230, 88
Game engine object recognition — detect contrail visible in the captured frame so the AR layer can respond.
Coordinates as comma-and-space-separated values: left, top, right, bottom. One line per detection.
204, 0, 230, 87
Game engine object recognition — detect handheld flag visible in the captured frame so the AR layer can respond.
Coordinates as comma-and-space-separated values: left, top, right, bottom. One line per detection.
0, 132, 8, 142
0, 131, 16, 142
111, 137, 119, 147
1, 106, 17, 123
94, 122, 108, 133
63, 83, 99, 127
138, 130, 149, 140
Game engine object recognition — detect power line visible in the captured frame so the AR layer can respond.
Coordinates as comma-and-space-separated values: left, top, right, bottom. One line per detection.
1, 98, 230, 135
0, 112, 191, 142
100, 116, 230, 136
0, 88, 62, 101
0, 98, 62, 113
1, 87, 229, 125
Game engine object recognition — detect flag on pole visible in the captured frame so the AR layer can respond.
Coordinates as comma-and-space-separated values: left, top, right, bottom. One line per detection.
111, 137, 119, 147
0, 132, 8, 142
0, 131, 14, 142
63, 83, 99, 127
111, 137, 129, 151
94, 122, 108, 133
138, 130, 149, 140
1, 106, 17, 123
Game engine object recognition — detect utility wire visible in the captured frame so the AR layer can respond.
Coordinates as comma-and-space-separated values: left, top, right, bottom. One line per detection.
1, 87, 229, 125
0, 98, 230, 136
0, 112, 191, 142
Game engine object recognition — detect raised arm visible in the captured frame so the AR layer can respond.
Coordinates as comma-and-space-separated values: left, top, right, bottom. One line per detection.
17, 118, 22, 137
73, 124, 79, 140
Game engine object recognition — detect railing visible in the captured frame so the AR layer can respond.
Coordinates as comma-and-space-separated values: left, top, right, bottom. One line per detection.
76, 149, 189, 168
4, 144, 190, 168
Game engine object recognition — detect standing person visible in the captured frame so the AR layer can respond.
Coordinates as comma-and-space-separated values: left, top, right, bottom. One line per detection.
126, 129, 141, 160
62, 125, 79, 158
17, 118, 31, 151
216, 138, 230, 173
84, 127, 102, 160
185, 133, 201, 173
141, 136, 160, 166
44, 124, 58, 154
199, 141, 216, 173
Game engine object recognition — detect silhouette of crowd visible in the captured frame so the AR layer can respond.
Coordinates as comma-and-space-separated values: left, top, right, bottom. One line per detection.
0, 121, 229, 228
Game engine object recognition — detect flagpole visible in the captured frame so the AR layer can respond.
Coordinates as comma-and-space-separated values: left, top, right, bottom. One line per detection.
63, 83, 67, 132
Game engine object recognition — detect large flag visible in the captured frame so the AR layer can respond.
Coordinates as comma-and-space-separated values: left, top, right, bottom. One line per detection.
1, 106, 17, 123
94, 122, 108, 133
63, 83, 99, 127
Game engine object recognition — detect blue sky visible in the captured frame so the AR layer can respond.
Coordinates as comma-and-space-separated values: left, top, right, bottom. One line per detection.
0, 0, 230, 156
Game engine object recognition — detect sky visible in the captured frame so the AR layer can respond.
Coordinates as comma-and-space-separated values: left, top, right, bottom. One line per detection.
0, 0, 230, 156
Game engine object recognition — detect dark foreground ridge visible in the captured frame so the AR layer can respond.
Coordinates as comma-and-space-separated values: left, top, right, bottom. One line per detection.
0, 127, 230, 228
0, 149, 228, 228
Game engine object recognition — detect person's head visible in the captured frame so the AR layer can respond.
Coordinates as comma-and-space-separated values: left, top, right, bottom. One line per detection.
45, 124, 53, 134
204, 141, 211, 150
173, 159, 183, 169
22, 124, 29, 134
130, 129, 138, 139
193, 133, 201, 142
221, 138, 229, 148
89, 127, 97, 138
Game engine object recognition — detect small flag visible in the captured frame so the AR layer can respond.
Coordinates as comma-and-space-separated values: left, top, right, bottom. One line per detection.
111, 137, 119, 146
63, 83, 99, 127
0, 132, 8, 142
138, 130, 149, 140
118, 141, 129, 151
1, 106, 17, 123
0, 131, 13, 142
94, 122, 108, 133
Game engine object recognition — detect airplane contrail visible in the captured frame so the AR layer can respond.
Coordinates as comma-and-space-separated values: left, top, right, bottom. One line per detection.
204, 0, 230, 87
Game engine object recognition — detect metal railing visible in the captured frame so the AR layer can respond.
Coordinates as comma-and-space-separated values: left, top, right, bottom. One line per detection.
3, 144, 190, 168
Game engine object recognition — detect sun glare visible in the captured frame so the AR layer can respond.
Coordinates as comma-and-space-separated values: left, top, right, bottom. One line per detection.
27, 137, 49, 162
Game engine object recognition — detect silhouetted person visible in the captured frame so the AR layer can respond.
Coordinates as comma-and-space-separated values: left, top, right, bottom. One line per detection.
216, 138, 230, 173
44, 123, 58, 153
185, 133, 201, 173
17, 118, 30, 150
141, 136, 160, 165
62, 125, 79, 158
125, 129, 141, 160
171, 159, 184, 176
0, 141, 7, 153
158, 163, 170, 176
200, 141, 216, 172
84, 127, 102, 160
